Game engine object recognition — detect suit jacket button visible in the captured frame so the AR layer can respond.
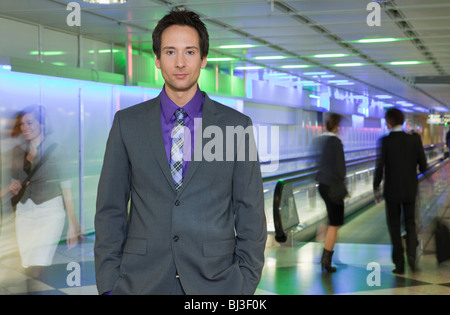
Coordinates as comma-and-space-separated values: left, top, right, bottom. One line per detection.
173, 236, 179, 242
175, 200, 181, 206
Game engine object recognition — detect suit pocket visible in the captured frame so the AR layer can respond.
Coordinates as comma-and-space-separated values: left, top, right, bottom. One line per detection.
203, 239, 235, 257
123, 237, 147, 255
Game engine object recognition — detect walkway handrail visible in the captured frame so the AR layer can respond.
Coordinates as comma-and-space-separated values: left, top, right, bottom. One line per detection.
272, 143, 446, 243
262, 146, 377, 183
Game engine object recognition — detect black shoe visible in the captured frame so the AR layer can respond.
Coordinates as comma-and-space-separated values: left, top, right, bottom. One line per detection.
392, 267, 404, 275
321, 249, 337, 273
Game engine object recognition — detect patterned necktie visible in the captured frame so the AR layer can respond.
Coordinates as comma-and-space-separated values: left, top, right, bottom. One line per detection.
170, 108, 186, 191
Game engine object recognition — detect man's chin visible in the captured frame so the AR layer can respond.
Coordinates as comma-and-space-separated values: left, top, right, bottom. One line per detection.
165, 82, 198, 94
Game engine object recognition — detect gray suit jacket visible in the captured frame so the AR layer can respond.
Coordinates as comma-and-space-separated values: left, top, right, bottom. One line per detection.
94, 93, 267, 295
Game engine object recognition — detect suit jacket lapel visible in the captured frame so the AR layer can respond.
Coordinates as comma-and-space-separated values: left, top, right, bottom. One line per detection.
144, 97, 177, 192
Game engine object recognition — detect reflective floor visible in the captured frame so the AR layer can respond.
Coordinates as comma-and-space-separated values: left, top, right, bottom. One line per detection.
258, 241, 450, 295
258, 160, 450, 295
1, 222, 449, 295
1, 162, 449, 295
0, 234, 97, 295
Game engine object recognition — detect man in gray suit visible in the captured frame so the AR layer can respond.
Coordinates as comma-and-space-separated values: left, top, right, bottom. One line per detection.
94, 9, 267, 295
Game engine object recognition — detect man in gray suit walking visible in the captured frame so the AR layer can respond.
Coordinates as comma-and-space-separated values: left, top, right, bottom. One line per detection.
94, 9, 267, 295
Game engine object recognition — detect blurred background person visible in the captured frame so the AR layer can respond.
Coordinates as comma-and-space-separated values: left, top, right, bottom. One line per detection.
0, 110, 26, 293
373, 108, 427, 274
315, 113, 348, 273
8, 105, 80, 292
0, 111, 24, 197
446, 127, 450, 158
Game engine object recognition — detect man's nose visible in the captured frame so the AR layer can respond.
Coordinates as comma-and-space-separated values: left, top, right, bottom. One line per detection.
175, 54, 186, 68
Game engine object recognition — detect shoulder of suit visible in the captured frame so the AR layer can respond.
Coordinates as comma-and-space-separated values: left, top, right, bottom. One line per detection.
324, 134, 342, 145
384, 131, 420, 144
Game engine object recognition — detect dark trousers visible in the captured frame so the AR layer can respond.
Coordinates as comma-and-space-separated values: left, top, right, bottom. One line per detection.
385, 202, 418, 268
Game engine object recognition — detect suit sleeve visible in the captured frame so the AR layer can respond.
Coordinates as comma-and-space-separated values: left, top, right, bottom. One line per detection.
94, 111, 131, 295
415, 134, 427, 174
232, 117, 267, 295
373, 137, 385, 190
334, 138, 346, 181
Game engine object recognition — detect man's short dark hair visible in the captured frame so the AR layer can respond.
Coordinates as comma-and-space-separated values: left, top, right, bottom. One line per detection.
152, 9, 209, 60
385, 108, 405, 127
325, 113, 342, 132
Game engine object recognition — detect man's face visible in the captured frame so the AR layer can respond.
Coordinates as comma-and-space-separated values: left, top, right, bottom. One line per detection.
155, 25, 207, 97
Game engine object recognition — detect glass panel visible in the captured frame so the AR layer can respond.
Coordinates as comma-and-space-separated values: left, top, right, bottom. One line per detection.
0, 18, 39, 61
81, 38, 114, 73
80, 83, 113, 233
41, 28, 77, 67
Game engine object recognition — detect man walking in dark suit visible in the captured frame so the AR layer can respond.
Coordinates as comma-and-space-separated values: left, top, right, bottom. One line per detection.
374, 108, 427, 274
446, 127, 450, 152
94, 9, 267, 295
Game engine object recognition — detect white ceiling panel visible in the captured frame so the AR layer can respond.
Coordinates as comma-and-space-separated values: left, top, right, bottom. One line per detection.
0, 0, 448, 111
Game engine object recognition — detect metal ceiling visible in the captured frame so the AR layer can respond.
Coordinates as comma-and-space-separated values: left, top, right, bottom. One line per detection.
1, 0, 449, 112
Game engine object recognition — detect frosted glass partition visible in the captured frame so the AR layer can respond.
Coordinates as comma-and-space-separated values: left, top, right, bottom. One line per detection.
0, 18, 39, 61
0, 70, 165, 236
41, 28, 78, 67
80, 83, 114, 231
81, 38, 115, 72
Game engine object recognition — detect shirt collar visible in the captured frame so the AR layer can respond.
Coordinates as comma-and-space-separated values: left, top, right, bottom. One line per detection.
390, 125, 404, 133
322, 131, 342, 140
160, 85, 204, 123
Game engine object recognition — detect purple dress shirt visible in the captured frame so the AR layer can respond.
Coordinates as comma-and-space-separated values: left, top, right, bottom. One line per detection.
160, 85, 204, 178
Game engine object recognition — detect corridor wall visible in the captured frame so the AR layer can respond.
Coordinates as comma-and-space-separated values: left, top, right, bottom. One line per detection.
0, 70, 161, 235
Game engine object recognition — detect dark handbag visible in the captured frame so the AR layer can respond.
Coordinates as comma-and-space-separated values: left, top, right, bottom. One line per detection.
327, 180, 348, 205
434, 218, 450, 264
11, 143, 57, 208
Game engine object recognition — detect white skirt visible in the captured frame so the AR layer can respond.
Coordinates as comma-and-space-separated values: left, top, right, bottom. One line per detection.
15, 197, 66, 268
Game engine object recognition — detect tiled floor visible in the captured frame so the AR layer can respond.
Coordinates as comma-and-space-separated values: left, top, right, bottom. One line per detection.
2, 239, 449, 295
0, 235, 98, 295
254, 161, 450, 295
1, 162, 449, 295
256, 242, 450, 295
1, 226, 449, 295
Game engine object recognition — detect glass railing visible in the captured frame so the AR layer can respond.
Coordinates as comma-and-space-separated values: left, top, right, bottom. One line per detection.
270, 143, 447, 244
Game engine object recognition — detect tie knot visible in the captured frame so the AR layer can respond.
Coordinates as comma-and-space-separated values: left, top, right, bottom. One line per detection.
174, 108, 186, 121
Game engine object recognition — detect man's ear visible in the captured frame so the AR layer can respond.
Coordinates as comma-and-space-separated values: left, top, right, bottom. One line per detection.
201, 56, 208, 69
155, 56, 161, 69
